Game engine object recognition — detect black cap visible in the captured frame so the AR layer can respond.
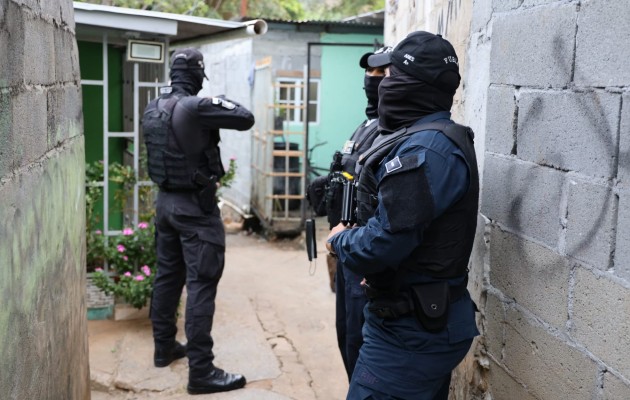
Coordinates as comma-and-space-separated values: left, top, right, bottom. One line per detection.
170, 48, 205, 71
359, 46, 393, 69
368, 31, 461, 93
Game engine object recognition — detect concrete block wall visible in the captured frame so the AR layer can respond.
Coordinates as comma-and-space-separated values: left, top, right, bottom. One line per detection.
477, 0, 630, 398
384, 0, 630, 398
0, 0, 89, 399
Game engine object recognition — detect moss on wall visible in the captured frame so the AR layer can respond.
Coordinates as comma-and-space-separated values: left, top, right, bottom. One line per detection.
0, 126, 88, 398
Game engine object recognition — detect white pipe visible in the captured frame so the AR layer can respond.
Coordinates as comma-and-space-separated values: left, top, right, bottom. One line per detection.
244, 19, 268, 36
173, 20, 268, 48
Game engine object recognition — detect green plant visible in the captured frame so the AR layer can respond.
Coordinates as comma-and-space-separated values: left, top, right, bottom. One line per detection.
92, 264, 155, 309
90, 222, 157, 309
218, 156, 237, 196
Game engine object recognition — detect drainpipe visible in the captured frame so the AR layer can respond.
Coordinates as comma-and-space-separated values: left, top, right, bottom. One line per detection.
173, 19, 268, 47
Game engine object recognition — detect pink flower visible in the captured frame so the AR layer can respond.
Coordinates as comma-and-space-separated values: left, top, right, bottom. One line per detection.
117, 245, 125, 252
138, 222, 149, 229
135, 275, 145, 281
230, 155, 237, 161
95, 230, 102, 235
95, 267, 103, 272
123, 256, 128, 261
124, 272, 132, 277
123, 228, 134, 236
141, 265, 151, 276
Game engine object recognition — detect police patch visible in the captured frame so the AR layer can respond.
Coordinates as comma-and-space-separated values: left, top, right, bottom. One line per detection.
221, 99, 236, 110
385, 156, 402, 173
211, 97, 236, 110
342, 140, 355, 154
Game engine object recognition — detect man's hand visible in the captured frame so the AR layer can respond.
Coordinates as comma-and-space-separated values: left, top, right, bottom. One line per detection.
326, 222, 352, 254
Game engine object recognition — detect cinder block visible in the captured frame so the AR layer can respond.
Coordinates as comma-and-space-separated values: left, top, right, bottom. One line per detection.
490, 4, 577, 87
54, 30, 80, 83
615, 191, 630, 281
59, 1, 76, 30
484, 291, 505, 361
0, 3, 25, 88
490, 227, 570, 328
468, 214, 489, 305
575, 0, 630, 87
517, 90, 620, 179
39, 0, 61, 23
471, 0, 492, 33
0, 92, 14, 178
619, 93, 630, 186
602, 372, 630, 400
492, 0, 521, 13
565, 179, 616, 269
13, 89, 48, 167
572, 268, 630, 378
487, 359, 538, 400
503, 306, 598, 399
24, 15, 55, 85
485, 85, 516, 155
481, 155, 564, 247
522, 0, 559, 6
47, 85, 82, 147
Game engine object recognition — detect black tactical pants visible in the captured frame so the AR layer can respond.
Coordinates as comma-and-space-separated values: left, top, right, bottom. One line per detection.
150, 192, 225, 374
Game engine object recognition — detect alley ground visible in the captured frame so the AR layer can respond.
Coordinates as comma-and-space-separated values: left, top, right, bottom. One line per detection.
88, 217, 348, 400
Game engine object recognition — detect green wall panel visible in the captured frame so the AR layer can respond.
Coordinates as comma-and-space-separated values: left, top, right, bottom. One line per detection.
310, 33, 382, 173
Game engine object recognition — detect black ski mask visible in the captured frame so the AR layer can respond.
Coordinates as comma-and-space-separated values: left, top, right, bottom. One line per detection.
364, 74, 384, 119
168, 48, 207, 95
377, 65, 454, 133
170, 68, 205, 95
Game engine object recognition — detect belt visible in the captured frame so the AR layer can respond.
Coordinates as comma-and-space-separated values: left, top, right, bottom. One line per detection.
366, 282, 467, 319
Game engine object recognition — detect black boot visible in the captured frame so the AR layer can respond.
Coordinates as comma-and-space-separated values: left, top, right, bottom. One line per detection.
154, 341, 186, 367
187, 367, 246, 395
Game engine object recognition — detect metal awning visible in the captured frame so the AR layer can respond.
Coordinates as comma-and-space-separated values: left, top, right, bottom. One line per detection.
73, 2, 261, 44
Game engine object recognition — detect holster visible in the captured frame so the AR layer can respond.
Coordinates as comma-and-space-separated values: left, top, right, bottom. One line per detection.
193, 171, 218, 213
410, 281, 450, 333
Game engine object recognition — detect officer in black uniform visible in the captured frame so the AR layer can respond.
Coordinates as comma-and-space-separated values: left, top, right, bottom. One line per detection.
326, 32, 480, 399
142, 48, 254, 395
324, 46, 391, 380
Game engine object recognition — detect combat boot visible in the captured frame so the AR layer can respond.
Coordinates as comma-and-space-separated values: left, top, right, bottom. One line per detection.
154, 341, 186, 367
187, 367, 246, 395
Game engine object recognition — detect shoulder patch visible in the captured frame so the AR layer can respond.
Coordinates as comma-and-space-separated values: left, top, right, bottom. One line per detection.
210, 97, 236, 110
342, 140, 355, 154
385, 156, 402, 173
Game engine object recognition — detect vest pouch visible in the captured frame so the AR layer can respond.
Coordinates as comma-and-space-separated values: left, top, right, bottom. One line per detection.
410, 281, 449, 333
306, 175, 328, 217
325, 178, 344, 228
163, 150, 195, 189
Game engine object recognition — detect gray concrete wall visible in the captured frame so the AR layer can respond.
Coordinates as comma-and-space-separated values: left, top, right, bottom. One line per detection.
386, 0, 630, 398
0, 0, 89, 399
477, 0, 630, 397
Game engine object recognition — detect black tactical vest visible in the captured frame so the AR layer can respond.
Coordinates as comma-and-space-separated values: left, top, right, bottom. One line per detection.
356, 121, 479, 279
326, 120, 380, 228
142, 93, 221, 191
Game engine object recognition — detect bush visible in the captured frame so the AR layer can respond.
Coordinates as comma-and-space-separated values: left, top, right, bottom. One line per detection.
90, 222, 156, 309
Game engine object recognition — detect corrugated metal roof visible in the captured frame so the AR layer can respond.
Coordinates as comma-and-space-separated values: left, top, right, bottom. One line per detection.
73, 2, 250, 43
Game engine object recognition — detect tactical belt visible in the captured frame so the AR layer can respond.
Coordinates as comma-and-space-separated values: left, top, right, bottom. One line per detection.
366, 281, 467, 320
159, 186, 198, 193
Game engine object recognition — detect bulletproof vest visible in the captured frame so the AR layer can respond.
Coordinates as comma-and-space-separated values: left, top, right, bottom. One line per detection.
326, 120, 380, 228
142, 93, 222, 191
356, 121, 479, 279
340, 120, 380, 176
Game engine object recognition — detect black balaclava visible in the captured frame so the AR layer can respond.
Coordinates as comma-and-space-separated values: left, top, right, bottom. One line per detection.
169, 48, 207, 95
170, 68, 205, 96
377, 64, 454, 133
364, 74, 384, 119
